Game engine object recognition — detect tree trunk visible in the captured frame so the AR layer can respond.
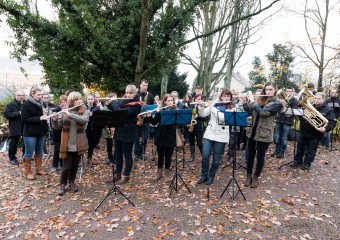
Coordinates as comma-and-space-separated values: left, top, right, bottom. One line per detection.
224, 0, 241, 90
134, 0, 150, 86
161, 72, 169, 98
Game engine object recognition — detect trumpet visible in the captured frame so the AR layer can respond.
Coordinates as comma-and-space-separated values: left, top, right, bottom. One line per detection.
47, 103, 85, 119
138, 105, 171, 116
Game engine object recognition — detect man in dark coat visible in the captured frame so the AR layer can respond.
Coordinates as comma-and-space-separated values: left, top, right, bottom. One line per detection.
3, 90, 26, 165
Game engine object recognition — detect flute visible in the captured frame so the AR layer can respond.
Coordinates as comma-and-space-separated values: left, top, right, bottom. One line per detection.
46, 103, 85, 119
97, 97, 132, 100
138, 105, 171, 116
190, 101, 231, 105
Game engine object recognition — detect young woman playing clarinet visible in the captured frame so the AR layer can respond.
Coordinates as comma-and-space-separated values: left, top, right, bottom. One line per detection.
197, 89, 235, 185
51, 92, 90, 195
244, 82, 282, 188
146, 94, 176, 182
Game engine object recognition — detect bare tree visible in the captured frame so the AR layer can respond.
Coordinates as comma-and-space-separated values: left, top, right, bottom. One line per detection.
291, 0, 339, 91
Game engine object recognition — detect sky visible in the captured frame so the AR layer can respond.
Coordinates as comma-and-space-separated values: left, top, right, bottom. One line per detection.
0, 0, 339, 84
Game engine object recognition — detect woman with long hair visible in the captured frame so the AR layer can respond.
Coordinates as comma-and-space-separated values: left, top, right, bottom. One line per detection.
85, 94, 98, 166
52, 92, 90, 195
21, 86, 49, 180
244, 82, 282, 188
146, 94, 177, 182
197, 89, 234, 185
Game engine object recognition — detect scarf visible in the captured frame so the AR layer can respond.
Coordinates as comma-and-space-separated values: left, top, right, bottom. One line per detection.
59, 105, 87, 159
28, 96, 43, 108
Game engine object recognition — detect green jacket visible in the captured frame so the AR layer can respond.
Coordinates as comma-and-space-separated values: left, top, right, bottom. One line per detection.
246, 98, 282, 143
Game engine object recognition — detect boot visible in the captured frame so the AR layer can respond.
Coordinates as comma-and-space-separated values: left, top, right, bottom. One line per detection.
23, 159, 36, 180
114, 172, 122, 181
34, 156, 48, 175
58, 184, 66, 196
69, 182, 79, 192
243, 174, 252, 187
188, 146, 195, 162
117, 175, 130, 184
250, 175, 259, 188
164, 169, 172, 183
152, 168, 163, 181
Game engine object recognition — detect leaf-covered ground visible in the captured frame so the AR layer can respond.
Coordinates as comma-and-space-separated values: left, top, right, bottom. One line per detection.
0, 140, 339, 240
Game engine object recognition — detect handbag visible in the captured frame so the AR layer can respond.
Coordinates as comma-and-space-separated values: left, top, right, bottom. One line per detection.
176, 129, 184, 148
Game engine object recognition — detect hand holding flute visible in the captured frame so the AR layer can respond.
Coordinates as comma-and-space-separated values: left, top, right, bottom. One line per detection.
48, 103, 85, 120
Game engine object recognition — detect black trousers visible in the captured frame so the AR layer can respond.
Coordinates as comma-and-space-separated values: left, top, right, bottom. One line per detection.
106, 138, 114, 160
246, 138, 269, 176
60, 152, 80, 185
188, 130, 203, 153
8, 135, 24, 160
295, 134, 319, 166
157, 146, 174, 169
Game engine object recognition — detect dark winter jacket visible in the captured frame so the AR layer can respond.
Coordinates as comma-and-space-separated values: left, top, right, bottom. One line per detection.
52, 106, 62, 143
190, 105, 209, 132
108, 95, 141, 142
275, 97, 299, 125
300, 102, 336, 139
4, 99, 24, 136
326, 97, 340, 119
21, 99, 48, 137
147, 110, 176, 148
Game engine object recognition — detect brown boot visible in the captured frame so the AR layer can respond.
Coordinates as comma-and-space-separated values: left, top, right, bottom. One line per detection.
117, 175, 130, 184
23, 159, 36, 180
164, 169, 172, 183
35, 156, 48, 175
58, 184, 66, 196
152, 168, 163, 181
244, 174, 252, 187
69, 182, 79, 193
114, 172, 122, 181
250, 175, 259, 188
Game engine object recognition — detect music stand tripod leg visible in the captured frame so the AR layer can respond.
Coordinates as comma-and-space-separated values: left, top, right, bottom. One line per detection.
95, 163, 135, 211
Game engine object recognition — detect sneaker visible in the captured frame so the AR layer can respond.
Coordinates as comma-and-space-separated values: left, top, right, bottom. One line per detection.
276, 153, 284, 159
51, 167, 57, 173
270, 152, 277, 157
206, 178, 214, 185
10, 159, 19, 165
300, 163, 311, 171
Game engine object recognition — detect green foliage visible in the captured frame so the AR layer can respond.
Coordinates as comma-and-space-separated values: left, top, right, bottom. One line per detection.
246, 56, 267, 92
0, 90, 15, 125
0, 0, 199, 95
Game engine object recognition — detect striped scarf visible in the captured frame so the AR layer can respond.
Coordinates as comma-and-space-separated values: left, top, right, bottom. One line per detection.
59, 105, 87, 159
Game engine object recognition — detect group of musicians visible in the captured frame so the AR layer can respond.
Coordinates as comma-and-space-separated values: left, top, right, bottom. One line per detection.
3, 80, 338, 196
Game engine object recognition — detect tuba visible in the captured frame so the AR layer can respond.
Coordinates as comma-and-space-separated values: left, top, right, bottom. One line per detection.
299, 88, 328, 129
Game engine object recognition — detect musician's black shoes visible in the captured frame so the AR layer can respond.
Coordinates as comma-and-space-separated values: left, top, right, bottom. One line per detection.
206, 178, 214, 185
197, 177, 208, 184
10, 159, 19, 165
300, 163, 311, 171
289, 162, 302, 169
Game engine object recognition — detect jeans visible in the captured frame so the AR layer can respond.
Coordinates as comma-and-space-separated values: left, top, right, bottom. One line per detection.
134, 123, 150, 157
246, 138, 269, 176
52, 142, 63, 168
201, 138, 226, 180
320, 132, 330, 147
295, 134, 319, 167
23, 135, 45, 159
8, 135, 24, 160
115, 140, 134, 176
274, 123, 291, 155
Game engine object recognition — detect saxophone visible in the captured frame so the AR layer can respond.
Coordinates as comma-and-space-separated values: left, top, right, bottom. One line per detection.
137, 92, 148, 126
188, 107, 197, 133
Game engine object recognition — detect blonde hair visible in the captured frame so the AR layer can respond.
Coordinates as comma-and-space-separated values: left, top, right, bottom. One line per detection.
30, 86, 43, 96
67, 91, 82, 107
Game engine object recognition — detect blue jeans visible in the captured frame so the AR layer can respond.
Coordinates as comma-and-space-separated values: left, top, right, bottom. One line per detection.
134, 123, 150, 157
274, 123, 291, 155
23, 135, 45, 159
201, 138, 226, 180
320, 132, 330, 147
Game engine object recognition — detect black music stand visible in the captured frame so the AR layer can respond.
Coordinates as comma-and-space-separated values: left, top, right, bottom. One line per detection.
279, 108, 304, 169
161, 109, 192, 196
94, 110, 136, 210
220, 111, 248, 201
